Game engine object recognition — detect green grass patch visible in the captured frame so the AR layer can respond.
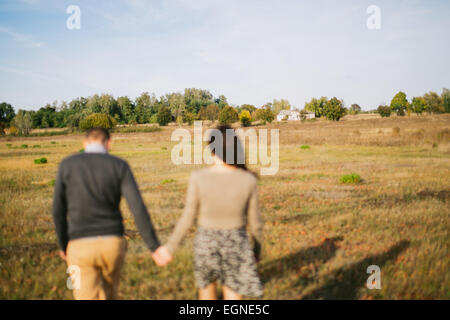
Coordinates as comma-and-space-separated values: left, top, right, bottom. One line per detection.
160, 178, 175, 184
32, 145, 41, 148
33, 157, 48, 164
21, 144, 28, 148
339, 173, 361, 184
300, 145, 310, 149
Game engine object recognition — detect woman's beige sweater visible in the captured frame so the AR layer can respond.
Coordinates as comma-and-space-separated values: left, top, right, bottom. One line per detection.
165, 166, 263, 254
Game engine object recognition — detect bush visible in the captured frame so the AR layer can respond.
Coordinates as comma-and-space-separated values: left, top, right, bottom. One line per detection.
300, 145, 310, 149
239, 110, 252, 127
219, 106, 239, 125
340, 173, 361, 184
253, 107, 275, 123
21, 144, 28, 148
79, 113, 116, 130
157, 106, 172, 126
8, 126, 18, 136
48, 179, 55, 187
34, 157, 48, 164
183, 112, 197, 125
392, 127, 400, 136
377, 105, 391, 117
160, 178, 175, 184
32, 145, 41, 148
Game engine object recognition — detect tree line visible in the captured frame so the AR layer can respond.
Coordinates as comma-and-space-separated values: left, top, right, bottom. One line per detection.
1, 87, 449, 135
377, 89, 450, 117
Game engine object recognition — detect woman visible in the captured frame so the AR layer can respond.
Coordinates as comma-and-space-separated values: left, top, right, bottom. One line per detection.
163, 125, 264, 299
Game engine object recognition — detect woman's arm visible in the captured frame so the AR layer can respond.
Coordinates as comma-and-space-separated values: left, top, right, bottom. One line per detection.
165, 173, 199, 254
248, 182, 263, 260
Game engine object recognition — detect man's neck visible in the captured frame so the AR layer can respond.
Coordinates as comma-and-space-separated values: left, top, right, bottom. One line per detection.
84, 142, 107, 154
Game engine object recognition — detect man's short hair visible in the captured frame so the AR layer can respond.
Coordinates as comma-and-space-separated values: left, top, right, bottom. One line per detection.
85, 127, 111, 143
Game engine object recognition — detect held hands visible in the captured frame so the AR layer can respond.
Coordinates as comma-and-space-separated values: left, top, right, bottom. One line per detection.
152, 246, 173, 267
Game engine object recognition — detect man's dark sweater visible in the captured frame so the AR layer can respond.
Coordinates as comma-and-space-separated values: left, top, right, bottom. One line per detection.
52, 151, 160, 252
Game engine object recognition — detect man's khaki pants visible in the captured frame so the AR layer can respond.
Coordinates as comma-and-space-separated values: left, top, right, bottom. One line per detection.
66, 235, 127, 300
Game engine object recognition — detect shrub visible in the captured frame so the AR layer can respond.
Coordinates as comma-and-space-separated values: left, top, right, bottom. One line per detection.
300, 145, 310, 149
32, 145, 41, 148
392, 127, 400, 136
48, 179, 55, 187
51, 141, 56, 144
340, 173, 361, 184
377, 105, 391, 117
79, 149, 84, 153
8, 126, 18, 136
34, 157, 48, 164
21, 144, 28, 148
79, 113, 116, 130
219, 106, 239, 125
183, 112, 197, 125
161, 178, 175, 184
239, 110, 252, 127
156, 106, 172, 126
253, 107, 275, 123
6, 143, 12, 148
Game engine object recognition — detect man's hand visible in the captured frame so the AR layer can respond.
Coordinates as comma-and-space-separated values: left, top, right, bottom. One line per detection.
59, 250, 67, 261
152, 246, 172, 267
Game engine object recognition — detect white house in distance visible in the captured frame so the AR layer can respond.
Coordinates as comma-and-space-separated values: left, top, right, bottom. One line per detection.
277, 110, 300, 121
276, 109, 315, 121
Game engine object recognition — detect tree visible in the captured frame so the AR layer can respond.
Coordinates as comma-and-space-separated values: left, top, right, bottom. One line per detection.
205, 104, 219, 121
239, 110, 252, 127
271, 99, 291, 115
390, 91, 409, 116
411, 97, 426, 114
0, 102, 15, 132
423, 91, 444, 113
239, 104, 256, 114
79, 113, 116, 130
215, 94, 228, 110
156, 106, 172, 126
218, 106, 239, 124
323, 97, 345, 121
183, 112, 197, 125
117, 96, 135, 124
253, 106, 275, 123
12, 110, 32, 135
442, 88, 450, 113
135, 92, 157, 123
304, 97, 327, 117
184, 88, 214, 114
349, 104, 361, 115
377, 105, 391, 117
165, 92, 186, 120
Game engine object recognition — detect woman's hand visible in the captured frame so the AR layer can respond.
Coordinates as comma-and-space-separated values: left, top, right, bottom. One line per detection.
152, 246, 173, 267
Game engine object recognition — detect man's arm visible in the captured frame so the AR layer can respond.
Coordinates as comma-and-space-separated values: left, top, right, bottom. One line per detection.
121, 162, 160, 252
52, 164, 69, 253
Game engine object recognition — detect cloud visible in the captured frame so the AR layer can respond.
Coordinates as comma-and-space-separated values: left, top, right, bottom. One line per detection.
0, 26, 44, 47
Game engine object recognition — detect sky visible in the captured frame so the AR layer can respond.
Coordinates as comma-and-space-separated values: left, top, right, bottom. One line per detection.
0, 0, 449, 111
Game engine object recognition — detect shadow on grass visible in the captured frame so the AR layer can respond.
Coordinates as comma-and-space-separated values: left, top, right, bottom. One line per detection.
260, 236, 343, 284
302, 240, 410, 299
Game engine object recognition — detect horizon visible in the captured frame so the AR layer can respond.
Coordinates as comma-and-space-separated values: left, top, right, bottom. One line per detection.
1, 0, 449, 112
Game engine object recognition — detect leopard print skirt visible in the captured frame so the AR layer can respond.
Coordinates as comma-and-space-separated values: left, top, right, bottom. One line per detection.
193, 227, 263, 297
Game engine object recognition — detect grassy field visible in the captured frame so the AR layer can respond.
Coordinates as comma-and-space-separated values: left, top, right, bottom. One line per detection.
0, 114, 449, 299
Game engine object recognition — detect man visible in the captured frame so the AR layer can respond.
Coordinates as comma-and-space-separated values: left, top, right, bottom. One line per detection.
52, 127, 171, 300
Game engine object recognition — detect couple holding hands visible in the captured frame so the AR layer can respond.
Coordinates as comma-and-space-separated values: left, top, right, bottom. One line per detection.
53, 126, 263, 300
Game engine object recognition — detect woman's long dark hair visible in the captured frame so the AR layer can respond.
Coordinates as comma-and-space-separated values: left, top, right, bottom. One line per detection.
207, 125, 256, 176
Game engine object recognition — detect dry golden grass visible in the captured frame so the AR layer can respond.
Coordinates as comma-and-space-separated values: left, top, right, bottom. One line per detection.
0, 114, 449, 299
